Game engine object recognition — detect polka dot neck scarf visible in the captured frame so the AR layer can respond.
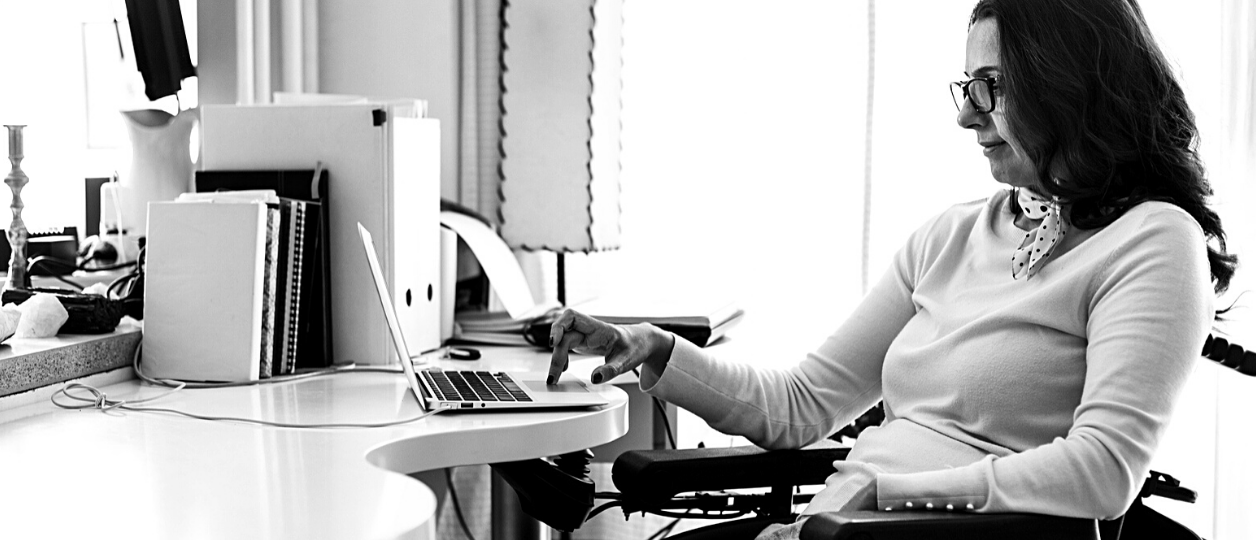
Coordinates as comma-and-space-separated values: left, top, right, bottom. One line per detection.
1012, 188, 1066, 280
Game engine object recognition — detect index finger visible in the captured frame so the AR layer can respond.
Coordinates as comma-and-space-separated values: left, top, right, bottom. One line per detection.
545, 310, 576, 383
547, 332, 580, 385
546, 310, 579, 385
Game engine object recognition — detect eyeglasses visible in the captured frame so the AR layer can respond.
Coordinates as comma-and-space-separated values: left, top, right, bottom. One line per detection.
950, 76, 1000, 114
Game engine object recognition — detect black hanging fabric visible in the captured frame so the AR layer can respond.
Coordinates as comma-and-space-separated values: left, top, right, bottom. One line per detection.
125, 0, 196, 102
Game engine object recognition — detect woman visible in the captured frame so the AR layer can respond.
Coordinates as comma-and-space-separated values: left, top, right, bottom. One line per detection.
547, 0, 1237, 537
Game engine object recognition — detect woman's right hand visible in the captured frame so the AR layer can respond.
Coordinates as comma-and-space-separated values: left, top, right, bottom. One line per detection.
547, 308, 675, 385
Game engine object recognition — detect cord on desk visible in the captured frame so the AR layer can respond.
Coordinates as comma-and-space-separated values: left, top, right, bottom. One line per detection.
106, 247, 146, 302
49, 343, 444, 429
445, 468, 480, 540
27, 252, 139, 273
25, 256, 87, 290
77, 259, 141, 272
52, 382, 443, 428
25, 255, 141, 291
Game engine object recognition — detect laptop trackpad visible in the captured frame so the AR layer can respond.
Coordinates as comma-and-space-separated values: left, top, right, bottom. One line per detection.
522, 380, 590, 394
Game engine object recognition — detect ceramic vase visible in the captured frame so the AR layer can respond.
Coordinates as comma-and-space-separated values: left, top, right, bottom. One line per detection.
114, 108, 197, 235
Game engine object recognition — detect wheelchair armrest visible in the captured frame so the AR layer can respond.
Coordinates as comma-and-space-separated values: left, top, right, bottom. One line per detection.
799, 509, 1100, 540
612, 445, 850, 502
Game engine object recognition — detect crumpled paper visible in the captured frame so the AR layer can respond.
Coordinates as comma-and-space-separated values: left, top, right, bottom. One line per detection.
11, 293, 69, 338
0, 304, 20, 343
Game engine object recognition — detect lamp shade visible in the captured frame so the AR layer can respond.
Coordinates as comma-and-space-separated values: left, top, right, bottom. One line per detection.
498, 0, 623, 253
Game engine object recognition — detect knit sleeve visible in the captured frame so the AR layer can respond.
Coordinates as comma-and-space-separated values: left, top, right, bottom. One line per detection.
638, 212, 945, 450
875, 206, 1213, 519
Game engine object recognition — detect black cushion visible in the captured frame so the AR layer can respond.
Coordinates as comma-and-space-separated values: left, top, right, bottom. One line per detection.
800, 509, 1101, 540
612, 445, 849, 502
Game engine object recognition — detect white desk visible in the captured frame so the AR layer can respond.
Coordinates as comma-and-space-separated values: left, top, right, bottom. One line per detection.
0, 348, 628, 540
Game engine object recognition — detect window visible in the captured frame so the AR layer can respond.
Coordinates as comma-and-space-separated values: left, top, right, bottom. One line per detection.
0, 0, 196, 234
604, 3, 1252, 536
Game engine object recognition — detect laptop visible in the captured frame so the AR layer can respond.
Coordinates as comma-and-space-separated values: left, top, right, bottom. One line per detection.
358, 223, 608, 412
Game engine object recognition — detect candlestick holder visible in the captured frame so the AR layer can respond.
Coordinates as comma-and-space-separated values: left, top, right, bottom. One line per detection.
4, 125, 30, 291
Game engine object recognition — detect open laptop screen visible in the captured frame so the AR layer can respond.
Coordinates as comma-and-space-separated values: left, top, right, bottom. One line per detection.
358, 223, 429, 411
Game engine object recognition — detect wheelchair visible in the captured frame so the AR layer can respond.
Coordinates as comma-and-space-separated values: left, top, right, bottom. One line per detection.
492, 333, 1253, 539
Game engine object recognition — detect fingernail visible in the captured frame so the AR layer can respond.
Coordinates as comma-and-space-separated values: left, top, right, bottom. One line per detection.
549, 335, 554, 348
591, 372, 603, 384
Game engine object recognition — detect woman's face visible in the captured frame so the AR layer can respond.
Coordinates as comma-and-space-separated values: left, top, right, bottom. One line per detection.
959, 18, 1038, 188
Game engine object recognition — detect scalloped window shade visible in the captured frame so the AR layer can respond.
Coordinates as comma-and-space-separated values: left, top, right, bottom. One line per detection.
497, 0, 623, 253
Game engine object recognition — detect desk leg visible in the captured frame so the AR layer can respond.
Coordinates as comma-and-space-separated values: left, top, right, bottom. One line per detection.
491, 470, 549, 540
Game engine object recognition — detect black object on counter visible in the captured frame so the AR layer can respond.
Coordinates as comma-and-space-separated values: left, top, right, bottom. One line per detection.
1, 288, 124, 334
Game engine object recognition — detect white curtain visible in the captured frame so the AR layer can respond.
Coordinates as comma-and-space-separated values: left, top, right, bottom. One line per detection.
1212, 1, 1256, 538
590, 0, 876, 362
1133, 2, 1256, 538
588, 0, 993, 362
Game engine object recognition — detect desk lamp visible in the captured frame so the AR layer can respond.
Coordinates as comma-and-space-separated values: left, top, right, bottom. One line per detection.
497, 0, 624, 305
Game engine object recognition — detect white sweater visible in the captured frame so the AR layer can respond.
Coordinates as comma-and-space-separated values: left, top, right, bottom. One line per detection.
640, 189, 1213, 519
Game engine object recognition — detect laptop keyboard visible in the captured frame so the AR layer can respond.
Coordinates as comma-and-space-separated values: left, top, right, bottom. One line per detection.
422, 371, 533, 402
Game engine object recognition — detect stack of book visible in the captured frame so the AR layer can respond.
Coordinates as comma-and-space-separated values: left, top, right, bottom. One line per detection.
572, 295, 744, 347
450, 296, 743, 349
196, 169, 333, 372
143, 184, 329, 382
265, 196, 318, 376
453, 302, 560, 347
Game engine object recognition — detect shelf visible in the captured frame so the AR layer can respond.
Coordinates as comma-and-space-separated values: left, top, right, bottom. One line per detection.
0, 322, 141, 399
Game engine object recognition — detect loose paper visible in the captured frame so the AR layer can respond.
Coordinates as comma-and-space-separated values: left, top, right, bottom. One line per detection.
439, 211, 536, 319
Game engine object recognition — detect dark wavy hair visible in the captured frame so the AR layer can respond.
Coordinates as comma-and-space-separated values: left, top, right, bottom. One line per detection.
970, 0, 1237, 293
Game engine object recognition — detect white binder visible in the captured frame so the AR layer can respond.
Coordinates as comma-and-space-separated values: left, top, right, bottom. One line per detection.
199, 103, 441, 366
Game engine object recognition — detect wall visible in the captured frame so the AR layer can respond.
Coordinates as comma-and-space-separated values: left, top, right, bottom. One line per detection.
317, 0, 460, 201
198, 0, 236, 108
198, 0, 462, 201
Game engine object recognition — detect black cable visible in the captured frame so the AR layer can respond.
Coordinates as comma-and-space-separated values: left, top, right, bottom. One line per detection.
445, 468, 479, 540
521, 308, 562, 348
586, 501, 625, 520
55, 343, 445, 428
652, 395, 677, 450
27, 255, 77, 273
28, 254, 137, 274
645, 518, 681, 540
49, 275, 86, 290
107, 270, 139, 299
634, 367, 678, 449
106, 246, 146, 301
23, 254, 138, 292
26, 257, 86, 289
79, 259, 139, 272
